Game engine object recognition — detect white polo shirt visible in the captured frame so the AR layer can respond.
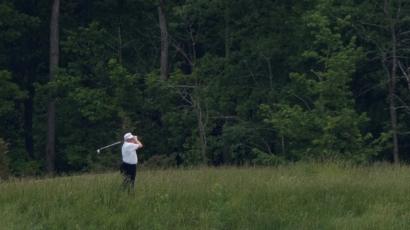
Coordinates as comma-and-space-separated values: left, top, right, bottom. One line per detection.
121, 142, 142, 164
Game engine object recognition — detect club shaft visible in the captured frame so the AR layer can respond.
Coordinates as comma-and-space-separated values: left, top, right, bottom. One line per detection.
98, 141, 121, 151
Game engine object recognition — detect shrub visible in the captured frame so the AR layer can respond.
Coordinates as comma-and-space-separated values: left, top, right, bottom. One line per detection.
252, 148, 286, 166
144, 153, 177, 169
0, 138, 9, 180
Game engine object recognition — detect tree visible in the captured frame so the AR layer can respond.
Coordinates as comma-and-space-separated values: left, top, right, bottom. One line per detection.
46, 0, 60, 173
0, 138, 9, 180
262, 0, 374, 162
3, 0, 410, 174
385, 0, 399, 163
0, 2, 42, 161
356, 0, 410, 163
158, 0, 169, 80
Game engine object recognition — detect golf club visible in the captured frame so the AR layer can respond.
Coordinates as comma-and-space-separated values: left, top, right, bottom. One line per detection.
96, 141, 122, 154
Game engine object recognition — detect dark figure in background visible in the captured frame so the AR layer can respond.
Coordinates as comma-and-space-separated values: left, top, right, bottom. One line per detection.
120, 132, 143, 191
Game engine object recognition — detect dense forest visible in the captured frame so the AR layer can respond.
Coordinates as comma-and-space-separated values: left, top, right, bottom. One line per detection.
1, 0, 410, 176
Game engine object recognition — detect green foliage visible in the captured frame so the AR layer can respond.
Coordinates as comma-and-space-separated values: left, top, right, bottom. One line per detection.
144, 153, 177, 168
252, 148, 286, 166
0, 138, 9, 180
0, 71, 28, 176
9, 159, 42, 177
0, 2, 40, 45
1, 0, 410, 174
262, 1, 376, 162
0, 70, 26, 117
36, 22, 128, 171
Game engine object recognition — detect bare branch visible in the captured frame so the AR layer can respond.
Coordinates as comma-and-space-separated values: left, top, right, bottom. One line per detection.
396, 0, 402, 21
398, 131, 410, 135
177, 89, 193, 106
289, 93, 312, 111
242, 60, 258, 84
399, 30, 410, 36
355, 79, 389, 98
165, 84, 196, 89
398, 61, 410, 90
360, 21, 387, 29
188, 23, 197, 64
211, 115, 240, 120
171, 42, 194, 67
310, 69, 323, 81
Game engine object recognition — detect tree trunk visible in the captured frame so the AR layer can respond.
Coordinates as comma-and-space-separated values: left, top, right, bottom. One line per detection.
46, 0, 60, 173
193, 94, 208, 164
406, 67, 410, 91
224, 4, 230, 59
117, 0, 123, 64
389, 32, 399, 164
158, 0, 169, 80
24, 83, 34, 159
118, 25, 122, 64
384, 0, 399, 164
281, 135, 285, 156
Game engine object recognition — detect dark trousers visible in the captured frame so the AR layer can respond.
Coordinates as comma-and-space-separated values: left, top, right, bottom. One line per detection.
120, 162, 137, 190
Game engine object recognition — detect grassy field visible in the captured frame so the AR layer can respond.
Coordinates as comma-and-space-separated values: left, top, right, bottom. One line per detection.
1, 163, 410, 229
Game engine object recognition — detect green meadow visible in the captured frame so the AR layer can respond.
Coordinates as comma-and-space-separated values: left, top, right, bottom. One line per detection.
1, 164, 410, 229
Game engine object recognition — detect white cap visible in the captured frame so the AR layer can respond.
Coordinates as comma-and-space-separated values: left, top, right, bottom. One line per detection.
124, 132, 134, 140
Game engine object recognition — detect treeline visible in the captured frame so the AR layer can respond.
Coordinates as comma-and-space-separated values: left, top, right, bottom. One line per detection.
0, 0, 410, 176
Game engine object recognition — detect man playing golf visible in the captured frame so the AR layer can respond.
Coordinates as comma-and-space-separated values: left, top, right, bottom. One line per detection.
121, 132, 143, 190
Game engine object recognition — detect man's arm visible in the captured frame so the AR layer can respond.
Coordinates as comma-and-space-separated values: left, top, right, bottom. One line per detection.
133, 136, 144, 149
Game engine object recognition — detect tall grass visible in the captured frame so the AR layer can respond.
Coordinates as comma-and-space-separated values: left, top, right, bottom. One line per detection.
1, 163, 410, 229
